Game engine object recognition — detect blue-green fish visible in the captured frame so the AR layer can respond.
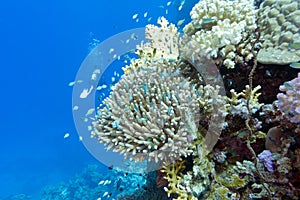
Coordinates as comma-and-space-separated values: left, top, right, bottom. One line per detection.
289, 62, 300, 69
177, 19, 185, 26
202, 18, 216, 24
284, 82, 294, 89
288, 43, 300, 50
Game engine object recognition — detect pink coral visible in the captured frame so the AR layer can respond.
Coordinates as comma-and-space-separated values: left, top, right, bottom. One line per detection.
277, 73, 300, 124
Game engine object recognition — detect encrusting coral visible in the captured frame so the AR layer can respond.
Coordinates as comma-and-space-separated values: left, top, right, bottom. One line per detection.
257, 0, 300, 64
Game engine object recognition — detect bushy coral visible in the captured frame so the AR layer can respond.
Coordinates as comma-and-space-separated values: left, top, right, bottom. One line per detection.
92, 61, 200, 163
277, 73, 300, 124
181, 0, 258, 69
138, 17, 179, 61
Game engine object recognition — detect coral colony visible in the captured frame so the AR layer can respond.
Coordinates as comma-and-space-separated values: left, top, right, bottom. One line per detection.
89, 0, 300, 199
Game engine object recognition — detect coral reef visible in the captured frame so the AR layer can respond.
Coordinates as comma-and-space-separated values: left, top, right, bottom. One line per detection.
257, 0, 300, 65
40, 165, 147, 200
87, 0, 300, 199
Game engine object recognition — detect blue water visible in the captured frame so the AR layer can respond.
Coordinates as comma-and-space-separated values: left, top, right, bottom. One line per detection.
0, 0, 198, 199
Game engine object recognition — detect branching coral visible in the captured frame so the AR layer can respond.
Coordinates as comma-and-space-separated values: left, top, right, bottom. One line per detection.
162, 157, 215, 200
226, 85, 263, 119
161, 161, 196, 200
123, 17, 179, 74
92, 61, 200, 163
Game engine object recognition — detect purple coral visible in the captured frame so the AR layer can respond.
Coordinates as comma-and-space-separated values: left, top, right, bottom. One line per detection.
258, 150, 274, 172
277, 73, 300, 124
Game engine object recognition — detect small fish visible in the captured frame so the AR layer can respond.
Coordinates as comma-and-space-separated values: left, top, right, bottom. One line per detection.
167, 1, 171, 6
147, 17, 152, 22
131, 34, 138, 40
177, 19, 185, 26
284, 82, 294, 89
158, 5, 164, 9
93, 69, 101, 74
202, 18, 216, 24
104, 180, 111, 185
68, 81, 76, 87
289, 62, 300, 69
91, 73, 97, 81
132, 14, 138, 19
116, 178, 122, 191
265, 69, 272, 77
143, 12, 148, 18
80, 86, 93, 98
64, 133, 70, 139
68, 80, 83, 87
288, 43, 300, 50
80, 117, 88, 122
79, 136, 83, 141
109, 48, 114, 54
73, 105, 79, 110
178, 0, 185, 11
98, 180, 105, 185
103, 192, 109, 197
178, 4, 183, 11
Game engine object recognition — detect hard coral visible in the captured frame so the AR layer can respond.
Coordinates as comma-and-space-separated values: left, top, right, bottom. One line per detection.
277, 73, 300, 124
181, 0, 258, 69
257, 0, 300, 64
92, 61, 200, 163
123, 17, 179, 74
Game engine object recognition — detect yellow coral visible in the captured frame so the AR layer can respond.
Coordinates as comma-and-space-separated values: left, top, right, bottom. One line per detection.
162, 161, 197, 200
217, 174, 246, 189
229, 85, 263, 106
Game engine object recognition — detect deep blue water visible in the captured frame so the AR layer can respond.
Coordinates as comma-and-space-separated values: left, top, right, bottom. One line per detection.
0, 0, 197, 199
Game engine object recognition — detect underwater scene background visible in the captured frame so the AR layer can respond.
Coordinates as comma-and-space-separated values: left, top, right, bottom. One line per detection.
0, 0, 300, 199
